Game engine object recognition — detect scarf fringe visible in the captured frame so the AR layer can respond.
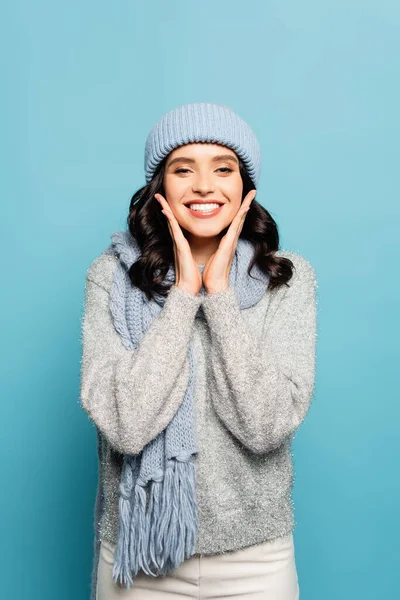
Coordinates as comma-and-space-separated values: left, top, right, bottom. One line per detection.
183, 460, 198, 558
158, 457, 199, 575
129, 483, 145, 575
112, 456, 198, 588
155, 460, 175, 566
112, 463, 135, 589
147, 478, 163, 572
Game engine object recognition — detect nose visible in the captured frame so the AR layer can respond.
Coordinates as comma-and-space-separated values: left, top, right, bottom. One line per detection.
191, 173, 215, 196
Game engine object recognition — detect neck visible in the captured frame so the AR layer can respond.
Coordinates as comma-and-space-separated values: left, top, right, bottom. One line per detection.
185, 232, 223, 265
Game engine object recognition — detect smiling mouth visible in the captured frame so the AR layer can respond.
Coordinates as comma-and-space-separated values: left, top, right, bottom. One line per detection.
184, 203, 224, 218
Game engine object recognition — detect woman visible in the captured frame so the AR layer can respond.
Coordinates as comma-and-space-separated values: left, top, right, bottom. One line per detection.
80, 102, 317, 600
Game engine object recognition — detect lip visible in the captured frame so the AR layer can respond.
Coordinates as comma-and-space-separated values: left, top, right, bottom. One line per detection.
185, 204, 224, 219
183, 199, 225, 206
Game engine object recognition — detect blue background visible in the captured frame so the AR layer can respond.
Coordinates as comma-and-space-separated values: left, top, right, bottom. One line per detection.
1, 1, 399, 598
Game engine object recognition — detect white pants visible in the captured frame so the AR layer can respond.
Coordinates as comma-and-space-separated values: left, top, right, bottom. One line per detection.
96, 533, 300, 599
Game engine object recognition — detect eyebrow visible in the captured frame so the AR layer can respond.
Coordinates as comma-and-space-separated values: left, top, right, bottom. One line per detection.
167, 154, 239, 168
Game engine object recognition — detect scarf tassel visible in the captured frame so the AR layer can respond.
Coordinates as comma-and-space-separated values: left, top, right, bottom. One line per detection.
112, 472, 134, 589
157, 456, 199, 575
183, 459, 199, 558
147, 477, 163, 572
129, 480, 148, 576
112, 455, 198, 589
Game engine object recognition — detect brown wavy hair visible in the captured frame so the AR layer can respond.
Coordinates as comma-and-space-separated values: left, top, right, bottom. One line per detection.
125, 154, 294, 301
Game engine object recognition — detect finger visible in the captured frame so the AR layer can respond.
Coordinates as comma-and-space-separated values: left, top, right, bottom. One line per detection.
160, 204, 193, 281
163, 212, 180, 279
242, 189, 257, 209
155, 193, 174, 219
218, 209, 250, 265
222, 200, 251, 247
236, 190, 255, 223
154, 193, 167, 207
161, 205, 190, 251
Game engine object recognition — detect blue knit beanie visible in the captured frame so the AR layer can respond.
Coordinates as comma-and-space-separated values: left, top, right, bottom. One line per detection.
144, 102, 261, 188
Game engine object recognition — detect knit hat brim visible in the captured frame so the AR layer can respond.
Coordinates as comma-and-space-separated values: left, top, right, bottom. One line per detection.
144, 103, 261, 187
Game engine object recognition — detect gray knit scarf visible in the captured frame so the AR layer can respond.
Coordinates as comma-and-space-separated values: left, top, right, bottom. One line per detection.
102, 229, 270, 589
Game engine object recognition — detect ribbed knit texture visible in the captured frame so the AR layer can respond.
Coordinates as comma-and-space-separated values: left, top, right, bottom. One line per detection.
144, 103, 261, 187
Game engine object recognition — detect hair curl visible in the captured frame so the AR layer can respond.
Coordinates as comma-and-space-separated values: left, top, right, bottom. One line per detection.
125, 155, 294, 301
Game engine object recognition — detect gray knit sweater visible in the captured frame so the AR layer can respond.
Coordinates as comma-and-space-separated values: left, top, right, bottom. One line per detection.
80, 249, 317, 559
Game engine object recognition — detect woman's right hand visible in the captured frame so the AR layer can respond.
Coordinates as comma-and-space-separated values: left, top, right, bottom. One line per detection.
154, 194, 203, 297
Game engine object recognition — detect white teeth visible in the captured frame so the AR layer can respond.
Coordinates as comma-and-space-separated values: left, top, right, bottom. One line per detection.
187, 203, 221, 212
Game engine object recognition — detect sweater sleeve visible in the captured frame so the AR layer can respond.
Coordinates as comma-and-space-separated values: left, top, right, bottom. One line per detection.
79, 255, 202, 456
201, 255, 317, 455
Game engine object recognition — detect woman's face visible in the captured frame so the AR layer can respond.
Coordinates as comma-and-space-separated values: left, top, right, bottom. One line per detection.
163, 143, 246, 238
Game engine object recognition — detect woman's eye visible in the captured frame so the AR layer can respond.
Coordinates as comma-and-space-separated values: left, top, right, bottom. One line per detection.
174, 167, 233, 174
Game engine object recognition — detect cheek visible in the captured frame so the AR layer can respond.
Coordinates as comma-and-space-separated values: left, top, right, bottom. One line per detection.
222, 203, 240, 225
163, 176, 186, 201
222, 176, 243, 203
225, 188, 243, 212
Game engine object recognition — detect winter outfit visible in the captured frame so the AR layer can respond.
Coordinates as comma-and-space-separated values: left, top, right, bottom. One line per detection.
79, 102, 317, 600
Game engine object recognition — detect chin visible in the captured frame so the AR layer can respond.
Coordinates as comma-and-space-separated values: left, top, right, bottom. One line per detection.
181, 221, 230, 238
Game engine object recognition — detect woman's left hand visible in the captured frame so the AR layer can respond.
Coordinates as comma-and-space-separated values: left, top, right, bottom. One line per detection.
202, 190, 257, 295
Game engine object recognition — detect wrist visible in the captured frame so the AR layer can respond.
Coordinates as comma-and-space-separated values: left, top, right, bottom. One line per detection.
204, 284, 230, 295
